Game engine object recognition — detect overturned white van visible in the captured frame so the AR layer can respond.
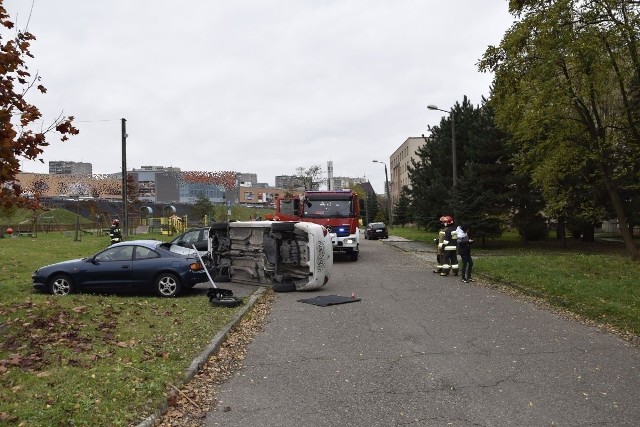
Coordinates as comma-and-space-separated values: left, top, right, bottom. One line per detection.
207, 221, 333, 292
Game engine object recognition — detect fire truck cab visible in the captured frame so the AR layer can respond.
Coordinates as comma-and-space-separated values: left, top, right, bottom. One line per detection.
275, 190, 360, 261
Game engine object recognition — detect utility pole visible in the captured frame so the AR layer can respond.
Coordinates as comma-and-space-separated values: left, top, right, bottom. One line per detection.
121, 118, 128, 238
372, 160, 392, 227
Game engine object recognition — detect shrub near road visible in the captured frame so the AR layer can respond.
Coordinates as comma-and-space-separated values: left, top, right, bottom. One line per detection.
0, 233, 244, 426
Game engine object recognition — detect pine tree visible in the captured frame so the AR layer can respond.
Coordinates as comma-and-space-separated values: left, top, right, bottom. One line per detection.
392, 186, 413, 227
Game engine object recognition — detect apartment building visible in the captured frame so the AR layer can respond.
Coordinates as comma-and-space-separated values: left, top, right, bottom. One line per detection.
389, 137, 426, 206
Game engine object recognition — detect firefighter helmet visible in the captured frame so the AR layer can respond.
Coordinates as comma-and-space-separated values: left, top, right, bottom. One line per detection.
439, 215, 453, 225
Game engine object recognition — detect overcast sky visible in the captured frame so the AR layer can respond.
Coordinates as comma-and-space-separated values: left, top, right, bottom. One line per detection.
7, 0, 514, 194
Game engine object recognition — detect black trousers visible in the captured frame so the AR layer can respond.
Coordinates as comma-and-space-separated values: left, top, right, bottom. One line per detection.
460, 254, 473, 279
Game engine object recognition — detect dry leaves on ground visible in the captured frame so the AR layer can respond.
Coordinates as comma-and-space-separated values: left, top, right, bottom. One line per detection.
153, 290, 275, 427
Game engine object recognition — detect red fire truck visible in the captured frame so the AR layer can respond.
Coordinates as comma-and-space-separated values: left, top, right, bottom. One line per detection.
274, 190, 360, 261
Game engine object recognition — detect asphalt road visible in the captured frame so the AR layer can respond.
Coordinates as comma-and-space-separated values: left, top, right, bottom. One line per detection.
203, 236, 640, 426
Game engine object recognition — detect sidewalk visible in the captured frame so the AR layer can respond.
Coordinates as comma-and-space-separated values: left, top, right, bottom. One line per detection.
382, 235, 434, 253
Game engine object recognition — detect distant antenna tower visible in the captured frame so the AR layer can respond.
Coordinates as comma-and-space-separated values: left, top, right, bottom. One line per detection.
327, 161, 334, 190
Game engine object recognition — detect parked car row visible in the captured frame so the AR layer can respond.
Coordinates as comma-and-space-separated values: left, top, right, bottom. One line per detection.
32, 220, 334, 298
32, 221, 391, 298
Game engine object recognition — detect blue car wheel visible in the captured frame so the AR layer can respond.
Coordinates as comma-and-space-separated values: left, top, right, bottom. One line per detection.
50, 274, 74, 296
155, 273, 182, 297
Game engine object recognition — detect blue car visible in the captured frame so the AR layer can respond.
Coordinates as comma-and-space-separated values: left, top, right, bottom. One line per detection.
32, 240, 208, 297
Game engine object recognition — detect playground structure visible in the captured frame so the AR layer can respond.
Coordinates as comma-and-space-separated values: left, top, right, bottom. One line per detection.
138, 205, 188, 236
139, 215, 188, 236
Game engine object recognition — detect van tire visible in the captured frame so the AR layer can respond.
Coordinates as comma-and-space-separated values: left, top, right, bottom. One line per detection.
272, 282, 297, 293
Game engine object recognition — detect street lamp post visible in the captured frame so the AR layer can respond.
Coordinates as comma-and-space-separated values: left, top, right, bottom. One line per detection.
121, 118, 128, 238
427, 104, 457, 188
372, 160, 392, 227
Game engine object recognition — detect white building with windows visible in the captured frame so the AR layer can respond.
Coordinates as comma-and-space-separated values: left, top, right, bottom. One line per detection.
389, 137, 426, 205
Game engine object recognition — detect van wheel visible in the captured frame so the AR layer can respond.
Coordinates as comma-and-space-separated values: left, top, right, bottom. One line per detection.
272, 282, 296, 293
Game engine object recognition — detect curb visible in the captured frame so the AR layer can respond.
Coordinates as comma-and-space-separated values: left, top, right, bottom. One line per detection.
136, 286, 269, 427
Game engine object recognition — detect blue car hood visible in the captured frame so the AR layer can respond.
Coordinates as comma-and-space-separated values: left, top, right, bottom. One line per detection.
39, 258, 88, 270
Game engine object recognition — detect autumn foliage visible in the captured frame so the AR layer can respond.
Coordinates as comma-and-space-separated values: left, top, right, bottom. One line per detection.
179, 171, 237, 190
0, 2, 79, 208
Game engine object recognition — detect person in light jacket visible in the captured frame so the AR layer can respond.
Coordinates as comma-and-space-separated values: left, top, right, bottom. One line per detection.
457, 224, 474, 283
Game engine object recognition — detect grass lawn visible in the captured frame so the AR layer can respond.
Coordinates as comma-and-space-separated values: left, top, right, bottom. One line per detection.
0, 232, 247, 426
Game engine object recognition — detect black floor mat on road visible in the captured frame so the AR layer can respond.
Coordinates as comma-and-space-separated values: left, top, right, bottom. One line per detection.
297, 295, 361, 307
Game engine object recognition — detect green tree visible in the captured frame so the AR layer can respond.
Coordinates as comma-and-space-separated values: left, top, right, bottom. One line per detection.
372, 192, 391, 223
355, 185, 379, 226
454, 165, 503, 244
349, 184, 378, 225
479, 0, 640, 259
366, 193, 379, 225
410, 97, 513, 231
392, 186, 413, 227
190, 194, 214, 225
0, 4, 78, 208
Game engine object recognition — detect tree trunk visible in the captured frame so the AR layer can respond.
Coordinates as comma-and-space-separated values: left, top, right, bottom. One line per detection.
602, 170, 640, 260
581, 224, 595, 243
556, 218, 566, 239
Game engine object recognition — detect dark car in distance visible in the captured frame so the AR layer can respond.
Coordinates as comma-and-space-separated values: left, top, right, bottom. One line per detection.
32, 240, 208, 297
364, 222, 389, 240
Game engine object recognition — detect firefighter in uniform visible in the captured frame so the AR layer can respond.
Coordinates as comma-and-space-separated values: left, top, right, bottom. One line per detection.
433, 216, 448, 273
109, 219, 122, 245
440, 216, 459, 276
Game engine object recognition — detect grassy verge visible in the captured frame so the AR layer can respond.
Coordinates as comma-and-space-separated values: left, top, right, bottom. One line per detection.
0, 233, 244, 426
388, 225, 640, 336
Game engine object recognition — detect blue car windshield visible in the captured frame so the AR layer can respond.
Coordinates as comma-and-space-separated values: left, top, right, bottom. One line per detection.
304, 199, 353, 218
